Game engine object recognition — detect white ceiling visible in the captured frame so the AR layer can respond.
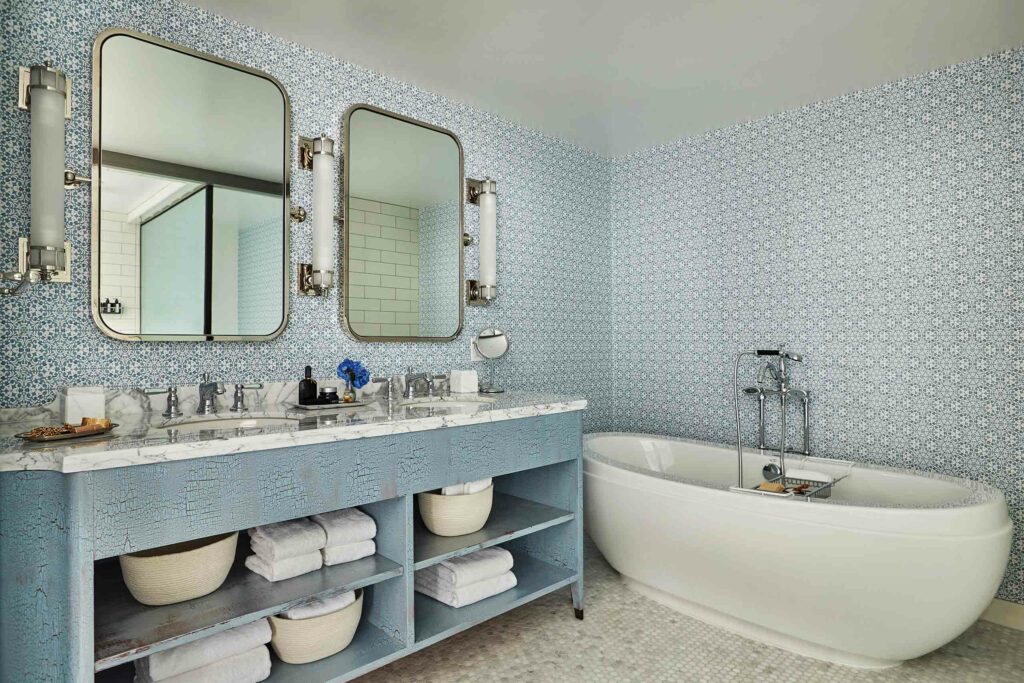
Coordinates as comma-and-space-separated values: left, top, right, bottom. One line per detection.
187, 0, 1024, 157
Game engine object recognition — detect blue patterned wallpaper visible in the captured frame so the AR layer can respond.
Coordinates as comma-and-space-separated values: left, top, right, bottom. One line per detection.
0, 0, 612, 429
608, 50, 1023, 602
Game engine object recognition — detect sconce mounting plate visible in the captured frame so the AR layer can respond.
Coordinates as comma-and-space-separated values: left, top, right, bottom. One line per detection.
298, 136, 314, 171
465, 177, 496, 205
298, 263, 332, 296
17, 65, 72, 119
18, 237, 71, 283
466, 279, 497, 306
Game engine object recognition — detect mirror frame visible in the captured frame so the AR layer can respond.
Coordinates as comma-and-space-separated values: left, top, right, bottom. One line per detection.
341, 104, 465, 342
90, 28, 292, 342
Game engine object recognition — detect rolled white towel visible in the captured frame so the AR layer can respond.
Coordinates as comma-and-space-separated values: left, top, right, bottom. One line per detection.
135, 619, 271, 682
280, 590, 355, 620
310, 507, 377, 546
322, 539, 376, 566
441, 478, 492, 496
415, 570, 517, 608
245, 551, 322, 582
249, 518, 326, 562
419, 547, 513, 588
135, 645, 270, 683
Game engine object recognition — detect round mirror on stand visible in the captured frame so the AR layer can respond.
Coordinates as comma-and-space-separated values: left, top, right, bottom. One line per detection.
473, 327, 508, 394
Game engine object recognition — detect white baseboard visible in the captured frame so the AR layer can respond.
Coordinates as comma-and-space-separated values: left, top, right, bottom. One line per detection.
981, 598, 1024, 631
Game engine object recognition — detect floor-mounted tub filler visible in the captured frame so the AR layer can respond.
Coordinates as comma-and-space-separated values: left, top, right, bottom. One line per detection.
583, 432, 1012, 668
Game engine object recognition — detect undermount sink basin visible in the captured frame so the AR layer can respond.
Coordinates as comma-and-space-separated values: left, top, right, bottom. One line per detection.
400, 396, 496, 410
163, 417, 299, 433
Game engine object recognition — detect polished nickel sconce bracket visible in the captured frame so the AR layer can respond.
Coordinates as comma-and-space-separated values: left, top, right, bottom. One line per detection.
298, 136, 315, 171
18, 63, 72, 118
464, 177, 494, 205
297, 263, 333, 296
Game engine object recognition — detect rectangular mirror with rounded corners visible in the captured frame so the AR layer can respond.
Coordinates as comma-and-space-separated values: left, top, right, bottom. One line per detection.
91, 29, 291, 341
342, 105, 464, 341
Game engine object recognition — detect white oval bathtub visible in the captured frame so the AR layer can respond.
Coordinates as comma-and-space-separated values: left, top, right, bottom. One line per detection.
583, 432, 1012, 669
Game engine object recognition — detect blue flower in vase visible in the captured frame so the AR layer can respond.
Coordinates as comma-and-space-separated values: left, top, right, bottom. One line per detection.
337, 358, 371, 389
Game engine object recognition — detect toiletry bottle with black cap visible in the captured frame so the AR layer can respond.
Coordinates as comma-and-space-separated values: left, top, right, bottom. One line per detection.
298, 366, 318, 405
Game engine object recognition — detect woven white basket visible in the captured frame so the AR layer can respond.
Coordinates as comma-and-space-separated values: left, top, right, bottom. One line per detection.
269, 590, 363, 664
418, 485, 494, 537
119, 532, 237, 606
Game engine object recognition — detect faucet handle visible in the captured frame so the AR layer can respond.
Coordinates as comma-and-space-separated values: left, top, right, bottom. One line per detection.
142, 387, 182, 419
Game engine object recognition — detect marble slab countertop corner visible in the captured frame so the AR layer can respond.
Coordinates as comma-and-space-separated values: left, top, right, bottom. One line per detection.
0, 392, 587, 474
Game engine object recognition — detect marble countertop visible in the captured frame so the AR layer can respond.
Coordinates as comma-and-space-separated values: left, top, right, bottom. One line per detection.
0, 392, 587, 474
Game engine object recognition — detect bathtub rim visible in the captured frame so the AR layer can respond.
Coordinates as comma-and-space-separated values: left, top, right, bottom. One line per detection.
583, 431, 1007, 513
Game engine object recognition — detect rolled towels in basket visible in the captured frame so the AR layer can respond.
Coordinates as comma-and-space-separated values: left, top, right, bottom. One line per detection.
415, 570, 517, 608
245, 551, 323, 582
441, 478, 492, 496
280, 590, 356, 620
311, 507, 377, 547
135, 618, 271, 682
322, 540, 376, 566
248, 518, 326, 562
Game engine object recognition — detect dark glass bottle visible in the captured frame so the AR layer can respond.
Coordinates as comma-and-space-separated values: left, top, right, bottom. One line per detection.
298, 366, 318, 405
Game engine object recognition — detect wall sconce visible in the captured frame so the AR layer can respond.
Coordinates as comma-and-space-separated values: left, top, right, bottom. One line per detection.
0, 61, 90, 296
296, 134, 335, 296
466, 177, 497, 305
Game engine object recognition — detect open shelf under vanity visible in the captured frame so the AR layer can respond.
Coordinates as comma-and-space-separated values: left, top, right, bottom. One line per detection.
93, 544, 404, 672
85, 415, 583, 683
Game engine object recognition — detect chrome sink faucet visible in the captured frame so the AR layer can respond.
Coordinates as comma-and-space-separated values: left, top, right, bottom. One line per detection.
197, 373, 226, 416
404, 368, 449, 398
229, 383, 264, 412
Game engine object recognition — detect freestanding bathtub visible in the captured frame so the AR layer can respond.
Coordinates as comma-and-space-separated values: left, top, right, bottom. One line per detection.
583, 432, 1012, 668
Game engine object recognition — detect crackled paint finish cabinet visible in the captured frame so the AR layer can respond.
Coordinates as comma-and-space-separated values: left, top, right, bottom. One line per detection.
0, 411, 584, 682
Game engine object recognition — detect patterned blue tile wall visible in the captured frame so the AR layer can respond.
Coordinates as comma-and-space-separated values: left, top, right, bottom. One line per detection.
608, 50, 1023, 602
0, 0, 613, 429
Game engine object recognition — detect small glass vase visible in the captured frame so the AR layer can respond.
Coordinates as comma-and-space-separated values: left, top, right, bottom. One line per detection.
342, 377, 357, 403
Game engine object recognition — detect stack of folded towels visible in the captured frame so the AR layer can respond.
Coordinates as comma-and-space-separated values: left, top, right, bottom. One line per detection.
441, 477, 492, 495
312, 507, 377, 566
415, 547, 517, 608
134, 618, 271, 683
246, 518, 326, 582
246, 508, 378, 581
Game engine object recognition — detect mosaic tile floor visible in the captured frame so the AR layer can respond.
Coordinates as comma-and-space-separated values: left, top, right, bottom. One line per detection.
361, 540, 1024, 682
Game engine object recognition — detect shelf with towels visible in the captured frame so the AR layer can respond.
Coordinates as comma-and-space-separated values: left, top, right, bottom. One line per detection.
413, 550, 577, 647
93, 541, 403, 673
413, 492, 575, 570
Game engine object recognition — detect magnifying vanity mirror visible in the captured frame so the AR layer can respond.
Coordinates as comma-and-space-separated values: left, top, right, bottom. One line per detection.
473, 327, 508, 393
91, 30, 290, 341
342, 105, 463, 341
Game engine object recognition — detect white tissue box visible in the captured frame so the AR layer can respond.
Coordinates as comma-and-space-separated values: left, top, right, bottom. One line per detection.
449, 370, 479, 394
61, 386, 106, 424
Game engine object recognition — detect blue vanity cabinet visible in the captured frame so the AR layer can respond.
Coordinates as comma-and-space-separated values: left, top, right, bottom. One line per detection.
0, 410, 584, 682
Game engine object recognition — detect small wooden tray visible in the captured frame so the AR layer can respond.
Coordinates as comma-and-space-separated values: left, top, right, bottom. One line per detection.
287, 402, 366, 411
15, 424, 119, 442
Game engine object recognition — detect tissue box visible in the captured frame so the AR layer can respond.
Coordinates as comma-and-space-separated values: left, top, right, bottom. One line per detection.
449, 370, 479, 394
61, 386, 106, 424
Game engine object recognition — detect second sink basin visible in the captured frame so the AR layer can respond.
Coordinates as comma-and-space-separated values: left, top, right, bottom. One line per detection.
164, 417, 300, 433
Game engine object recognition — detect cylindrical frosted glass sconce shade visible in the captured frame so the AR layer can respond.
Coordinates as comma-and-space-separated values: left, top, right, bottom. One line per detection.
29, 64, 68, 270
478, 187, 496, 288
311, 136, 335, 276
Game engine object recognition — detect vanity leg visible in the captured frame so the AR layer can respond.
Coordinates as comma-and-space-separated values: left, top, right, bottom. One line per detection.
0, 472, 94, 682
572, 581, 584, 620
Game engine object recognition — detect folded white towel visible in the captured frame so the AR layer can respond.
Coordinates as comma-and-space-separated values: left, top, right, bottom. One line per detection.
415, 570, 517, 608
135, 619, 271, 681
418, 547, 513, 588
135, 645, 270, 683
322, 539, 376, 566
280, 590, 356, 620
310, 507, 377, 546
441, 478, 492, 496
245, 551, 322, 582
249, 518, 326, 562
